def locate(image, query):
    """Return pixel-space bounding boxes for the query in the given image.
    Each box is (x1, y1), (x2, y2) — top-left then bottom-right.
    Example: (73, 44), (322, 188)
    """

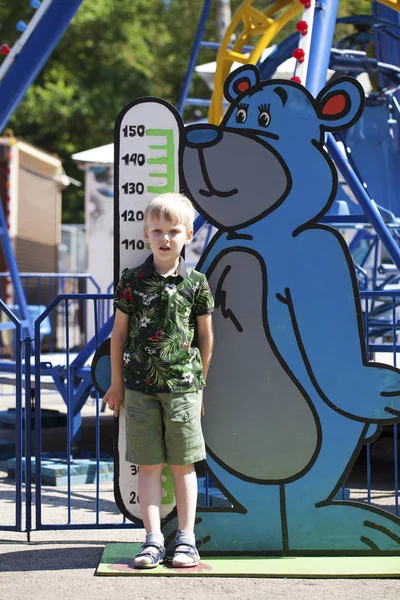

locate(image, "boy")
(104, 193), (214, 568)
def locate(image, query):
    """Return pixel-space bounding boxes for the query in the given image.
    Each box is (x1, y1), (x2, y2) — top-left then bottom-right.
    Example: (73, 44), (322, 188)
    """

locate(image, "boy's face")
(144, 215), (193, 263)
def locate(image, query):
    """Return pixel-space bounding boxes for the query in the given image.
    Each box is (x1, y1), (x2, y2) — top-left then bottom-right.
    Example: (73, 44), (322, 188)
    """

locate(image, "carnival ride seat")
(0, 304), (51, 357)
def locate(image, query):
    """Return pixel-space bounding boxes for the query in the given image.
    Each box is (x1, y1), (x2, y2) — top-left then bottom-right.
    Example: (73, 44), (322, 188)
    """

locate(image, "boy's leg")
(169, 463), (200, 567)
(133, 463), (166, 568)
(138, 463), (164, 534)
(169, 463), (197, 533)
(161, 390), (205, 566)
(124, 389), (166, 567)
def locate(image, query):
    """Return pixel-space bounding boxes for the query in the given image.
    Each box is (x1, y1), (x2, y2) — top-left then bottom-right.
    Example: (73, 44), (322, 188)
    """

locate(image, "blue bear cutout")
(163, 65), (400, 554)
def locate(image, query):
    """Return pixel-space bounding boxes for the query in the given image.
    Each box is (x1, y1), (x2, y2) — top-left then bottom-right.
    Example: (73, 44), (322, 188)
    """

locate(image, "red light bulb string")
(291, 0), (315, 85)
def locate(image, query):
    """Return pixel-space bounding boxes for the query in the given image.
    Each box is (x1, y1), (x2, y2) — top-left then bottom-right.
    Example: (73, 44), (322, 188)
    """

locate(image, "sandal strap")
(136, 541), (164, 557)
(173, 543), (199, 558)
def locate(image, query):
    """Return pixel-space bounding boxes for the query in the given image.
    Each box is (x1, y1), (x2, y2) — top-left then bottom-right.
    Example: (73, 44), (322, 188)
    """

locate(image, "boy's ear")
(224, 65), (260, 103)
(316, 76), (364, 132)
(185, 229), (194, 244)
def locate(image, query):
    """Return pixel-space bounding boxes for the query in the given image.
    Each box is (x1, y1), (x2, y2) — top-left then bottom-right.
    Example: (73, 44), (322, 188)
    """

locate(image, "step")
(0, 440), (16, 460)
(7, 455), (113, 486)
(0, 408), (67, 429)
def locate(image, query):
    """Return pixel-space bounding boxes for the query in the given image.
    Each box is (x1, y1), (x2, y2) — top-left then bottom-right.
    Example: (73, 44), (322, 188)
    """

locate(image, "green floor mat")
(96, 543), (400, 578)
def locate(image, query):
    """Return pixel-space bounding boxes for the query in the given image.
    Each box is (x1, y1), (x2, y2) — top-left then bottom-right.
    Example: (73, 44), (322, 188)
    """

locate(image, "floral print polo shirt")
(114, 255), (214, 393)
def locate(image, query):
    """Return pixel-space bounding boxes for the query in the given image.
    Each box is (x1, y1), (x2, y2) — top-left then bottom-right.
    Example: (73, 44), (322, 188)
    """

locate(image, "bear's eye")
(258, 104), (271, 128)
(235, 106), (248, 124)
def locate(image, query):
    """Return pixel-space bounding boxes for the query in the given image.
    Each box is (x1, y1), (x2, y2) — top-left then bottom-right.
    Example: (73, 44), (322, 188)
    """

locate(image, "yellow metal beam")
(209, 0), (302, 125)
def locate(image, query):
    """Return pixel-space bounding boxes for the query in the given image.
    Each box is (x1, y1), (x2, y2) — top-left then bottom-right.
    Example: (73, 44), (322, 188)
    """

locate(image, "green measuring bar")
(146, 129), (175, 194)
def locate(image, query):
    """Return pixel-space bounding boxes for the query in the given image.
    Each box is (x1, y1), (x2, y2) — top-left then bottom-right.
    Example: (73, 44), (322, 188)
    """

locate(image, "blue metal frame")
(0, 300), (22, 532)
(31, 293), (141, 530)
(303, 2), (400, 272)
(326, 134), (400, 272)
(24, 336), (33, 540)
(33, 294), (112, 440)
(0, 200), (32, 339)
(373, 1), (400, 92)
(0, 0), (85, 132)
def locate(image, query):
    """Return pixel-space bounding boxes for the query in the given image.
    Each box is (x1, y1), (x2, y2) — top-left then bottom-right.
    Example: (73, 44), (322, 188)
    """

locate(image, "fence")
(0, 273), (105, 356)
(0, 290), (399, 539)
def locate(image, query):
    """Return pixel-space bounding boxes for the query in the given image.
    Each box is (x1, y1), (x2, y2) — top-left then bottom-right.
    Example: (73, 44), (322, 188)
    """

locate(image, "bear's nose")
(186, 127), (221, 147)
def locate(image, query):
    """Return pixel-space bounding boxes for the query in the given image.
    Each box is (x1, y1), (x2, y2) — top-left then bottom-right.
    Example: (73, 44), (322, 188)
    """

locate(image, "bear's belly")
(202, 249), (319, 482)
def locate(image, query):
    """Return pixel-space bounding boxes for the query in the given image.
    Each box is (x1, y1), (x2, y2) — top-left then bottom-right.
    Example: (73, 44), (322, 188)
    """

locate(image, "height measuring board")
(114, 98), (183, 523)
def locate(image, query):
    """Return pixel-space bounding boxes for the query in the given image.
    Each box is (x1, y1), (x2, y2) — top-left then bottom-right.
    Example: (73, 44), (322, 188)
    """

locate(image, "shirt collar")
(142, 254), (188, 279)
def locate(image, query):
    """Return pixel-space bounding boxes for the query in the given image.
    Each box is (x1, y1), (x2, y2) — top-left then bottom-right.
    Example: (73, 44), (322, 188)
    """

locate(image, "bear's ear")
(224, 65), (261, 103)
(316, 76), (365, 132)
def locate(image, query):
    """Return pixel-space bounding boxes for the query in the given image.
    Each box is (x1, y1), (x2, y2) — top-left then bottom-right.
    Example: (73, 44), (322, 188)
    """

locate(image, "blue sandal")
(172, 542), (200, 568)
(133, 541), (166, 569)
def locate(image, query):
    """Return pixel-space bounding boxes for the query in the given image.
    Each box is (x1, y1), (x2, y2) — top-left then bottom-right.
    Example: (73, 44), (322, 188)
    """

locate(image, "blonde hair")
(144, 193), (195, 233)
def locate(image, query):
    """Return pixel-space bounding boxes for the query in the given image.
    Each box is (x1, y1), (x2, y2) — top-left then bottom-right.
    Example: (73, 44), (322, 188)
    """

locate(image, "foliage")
(0, 0), (209, 222)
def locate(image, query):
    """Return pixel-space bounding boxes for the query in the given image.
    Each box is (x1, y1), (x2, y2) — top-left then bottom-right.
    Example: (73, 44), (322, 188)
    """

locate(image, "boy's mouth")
(160, 246), (170, 252)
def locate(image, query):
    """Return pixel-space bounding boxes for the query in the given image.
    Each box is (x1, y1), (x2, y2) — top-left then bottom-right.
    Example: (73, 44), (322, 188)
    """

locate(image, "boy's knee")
(169, 463), (195, 475)
(139, 463), (163, 474)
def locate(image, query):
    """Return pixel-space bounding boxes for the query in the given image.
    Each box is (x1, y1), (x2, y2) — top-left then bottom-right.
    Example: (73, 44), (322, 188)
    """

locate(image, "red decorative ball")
(0, 44), (11, 55)
(299, 0), (311, 7)
(293, 48), (305, 63)
(296, 20), (308, 35)
(291, 76), (302, 83)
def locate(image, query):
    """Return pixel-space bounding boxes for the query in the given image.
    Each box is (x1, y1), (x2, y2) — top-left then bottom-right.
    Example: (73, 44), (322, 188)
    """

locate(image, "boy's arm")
(196, 313), (214, 415)
(104, 308), (129, 417)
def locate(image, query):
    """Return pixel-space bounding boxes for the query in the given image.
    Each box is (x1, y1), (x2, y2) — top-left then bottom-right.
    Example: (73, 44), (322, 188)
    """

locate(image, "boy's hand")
(104, 384), (124, 417)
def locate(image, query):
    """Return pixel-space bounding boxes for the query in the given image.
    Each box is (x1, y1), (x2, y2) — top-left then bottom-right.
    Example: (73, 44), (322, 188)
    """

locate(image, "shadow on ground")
(0, 545), (104, 571)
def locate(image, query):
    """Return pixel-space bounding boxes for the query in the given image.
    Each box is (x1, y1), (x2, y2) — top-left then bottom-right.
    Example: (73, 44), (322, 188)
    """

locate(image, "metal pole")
(306, 0), (340, 96)
(24, 338), (32, 542)
(0, 0), (85, 131)
(0, 200), (32, 338)
(177, 0), (214, 114)
(327, 134), (400, 271)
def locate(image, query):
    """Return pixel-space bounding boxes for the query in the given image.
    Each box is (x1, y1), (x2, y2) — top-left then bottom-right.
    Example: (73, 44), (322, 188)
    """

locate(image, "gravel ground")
(1, 467), (399, 600)
(1, 530), (400, 600)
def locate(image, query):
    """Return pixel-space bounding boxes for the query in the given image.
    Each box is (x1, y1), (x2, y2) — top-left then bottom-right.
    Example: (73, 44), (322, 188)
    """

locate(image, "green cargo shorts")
(124, 389), (206, 465)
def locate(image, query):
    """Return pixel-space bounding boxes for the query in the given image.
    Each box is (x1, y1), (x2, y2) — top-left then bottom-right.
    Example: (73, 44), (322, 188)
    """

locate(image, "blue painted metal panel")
(343, 101), (400, 217)
(373, 2), (400, 90)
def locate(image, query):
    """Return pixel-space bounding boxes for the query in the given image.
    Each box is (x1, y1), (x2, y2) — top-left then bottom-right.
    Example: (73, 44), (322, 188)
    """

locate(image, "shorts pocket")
(169, 405), (200, 449)
(125, 407), (149, 451)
